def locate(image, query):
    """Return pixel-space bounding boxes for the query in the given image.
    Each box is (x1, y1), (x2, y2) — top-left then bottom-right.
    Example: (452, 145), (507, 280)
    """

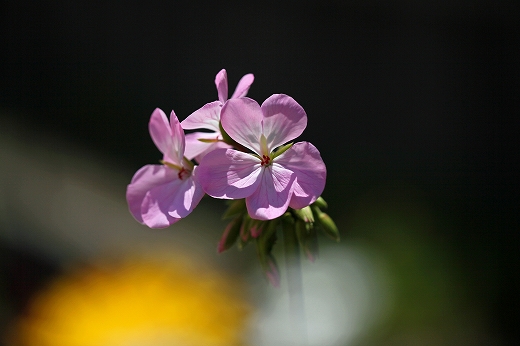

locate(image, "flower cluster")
(126, 69), (338, 285)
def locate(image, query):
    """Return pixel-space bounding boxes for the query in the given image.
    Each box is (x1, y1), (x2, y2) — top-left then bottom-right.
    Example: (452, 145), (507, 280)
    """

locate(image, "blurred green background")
(1, 1), (518, 345)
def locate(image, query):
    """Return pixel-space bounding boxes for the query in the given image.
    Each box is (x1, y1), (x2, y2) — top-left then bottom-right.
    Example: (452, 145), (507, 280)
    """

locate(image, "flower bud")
(238, 214), (253, 249)
(293, 205), (314, 223)
(218, 216), (242, 253)
(250, 219), (266, 238)
(312, 196), (328, 210)
(313, 208), (340, 242)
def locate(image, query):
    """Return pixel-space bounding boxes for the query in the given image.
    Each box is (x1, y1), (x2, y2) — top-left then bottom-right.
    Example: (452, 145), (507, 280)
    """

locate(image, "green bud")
(293, 205), (314, 223)
(256, 220), (279, 256)
(250, 219), (266, 238)
(260, 219), (279, 243)
(316, 211), (340, 242)
(237, 214), (253, 249)
(217, 217), (242, 253)
(312, 196), (328, 210)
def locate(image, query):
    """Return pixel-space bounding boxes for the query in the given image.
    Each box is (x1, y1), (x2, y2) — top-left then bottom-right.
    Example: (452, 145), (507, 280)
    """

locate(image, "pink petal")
(168, 110), (186, 162)
(148, 108), (184, 165)
(275, 142), (327, 209)
(246, 164), (295, 220)
(141, 172), (204, 228)
(261, 94), (308, 150)
(197, 148), (262, 199)
(184, 132), (212, 160)
(215, 69), (228, 104)
(181, 101), (222, 132)
(230, 73), (254, 99)
(220, 98), (264, 154)
(184, 131), (231, 162)
(126, 164), (178, 225)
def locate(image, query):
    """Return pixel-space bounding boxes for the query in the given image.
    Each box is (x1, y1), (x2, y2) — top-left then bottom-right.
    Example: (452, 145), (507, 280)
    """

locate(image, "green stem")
(283, 216), (308, 345)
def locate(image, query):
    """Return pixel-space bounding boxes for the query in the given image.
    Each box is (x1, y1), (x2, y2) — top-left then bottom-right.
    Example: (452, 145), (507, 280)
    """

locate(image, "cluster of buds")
(219, 196), (339, 286)
(126, 69), (339, 285)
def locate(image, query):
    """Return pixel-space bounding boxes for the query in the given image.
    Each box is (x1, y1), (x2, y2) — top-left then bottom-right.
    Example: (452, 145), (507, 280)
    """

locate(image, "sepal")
(312, 205), (340, 242)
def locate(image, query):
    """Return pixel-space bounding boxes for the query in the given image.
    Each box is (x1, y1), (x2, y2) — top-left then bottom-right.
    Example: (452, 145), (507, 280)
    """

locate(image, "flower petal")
(169, 111), (186, 162)
(184, 131), (231, 162)
(181, 101), (222, 132)
(198, 148), (262, 199)
(230, 73), (254, 99)
(215, 69), (228, 104)
(246, 163), (295, 220)
(141, 171), (204, 228)
(126, 164), (178, 225)
(173, 166), (206, 217)
(220, 98), (264, 154)
(148, 108), (184, 165)
(275, 142), (326, 209)
(261, 94), (308, 150)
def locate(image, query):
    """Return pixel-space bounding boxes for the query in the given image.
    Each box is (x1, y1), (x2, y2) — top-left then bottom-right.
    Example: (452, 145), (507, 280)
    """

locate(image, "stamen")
(177, 167), (190, 180)
(260, 155), (271, 166)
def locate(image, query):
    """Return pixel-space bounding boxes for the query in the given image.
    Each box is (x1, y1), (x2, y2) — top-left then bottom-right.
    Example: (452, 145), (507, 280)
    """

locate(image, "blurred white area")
(249, 244), (392, 346)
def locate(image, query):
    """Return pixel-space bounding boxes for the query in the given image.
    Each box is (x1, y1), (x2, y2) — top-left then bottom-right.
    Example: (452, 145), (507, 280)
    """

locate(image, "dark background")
(1, 0), (518, 344)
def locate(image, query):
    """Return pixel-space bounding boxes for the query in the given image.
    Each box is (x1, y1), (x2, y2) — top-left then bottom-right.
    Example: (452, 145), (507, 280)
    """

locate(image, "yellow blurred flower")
(8, 256), (251, 346)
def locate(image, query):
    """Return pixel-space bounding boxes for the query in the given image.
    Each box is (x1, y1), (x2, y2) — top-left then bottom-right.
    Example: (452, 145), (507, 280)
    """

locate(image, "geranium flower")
(126, 108), (205, 228)
(197, 94), (326, 220)
(181, 69), (254, 162)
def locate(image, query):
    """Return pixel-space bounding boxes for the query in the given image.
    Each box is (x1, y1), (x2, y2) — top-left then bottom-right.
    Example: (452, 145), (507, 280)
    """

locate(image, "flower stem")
(282, 216), (308, 345)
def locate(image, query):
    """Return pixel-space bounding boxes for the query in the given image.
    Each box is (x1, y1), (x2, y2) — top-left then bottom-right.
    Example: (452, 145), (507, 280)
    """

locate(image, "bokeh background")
(1, 1), (518, 345)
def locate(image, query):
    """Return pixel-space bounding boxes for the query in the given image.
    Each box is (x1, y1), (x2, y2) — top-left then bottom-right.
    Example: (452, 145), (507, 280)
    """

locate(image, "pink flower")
(126, 108), (205, 228)
(181, 69), (254, 162)
(197, 94), (326, 220)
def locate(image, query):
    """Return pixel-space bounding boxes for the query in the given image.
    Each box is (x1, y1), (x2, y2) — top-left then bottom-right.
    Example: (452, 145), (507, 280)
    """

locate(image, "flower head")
(181, 69), (254, 162)
(126, 108), (205, 228)
(197, 94), (326, 220)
